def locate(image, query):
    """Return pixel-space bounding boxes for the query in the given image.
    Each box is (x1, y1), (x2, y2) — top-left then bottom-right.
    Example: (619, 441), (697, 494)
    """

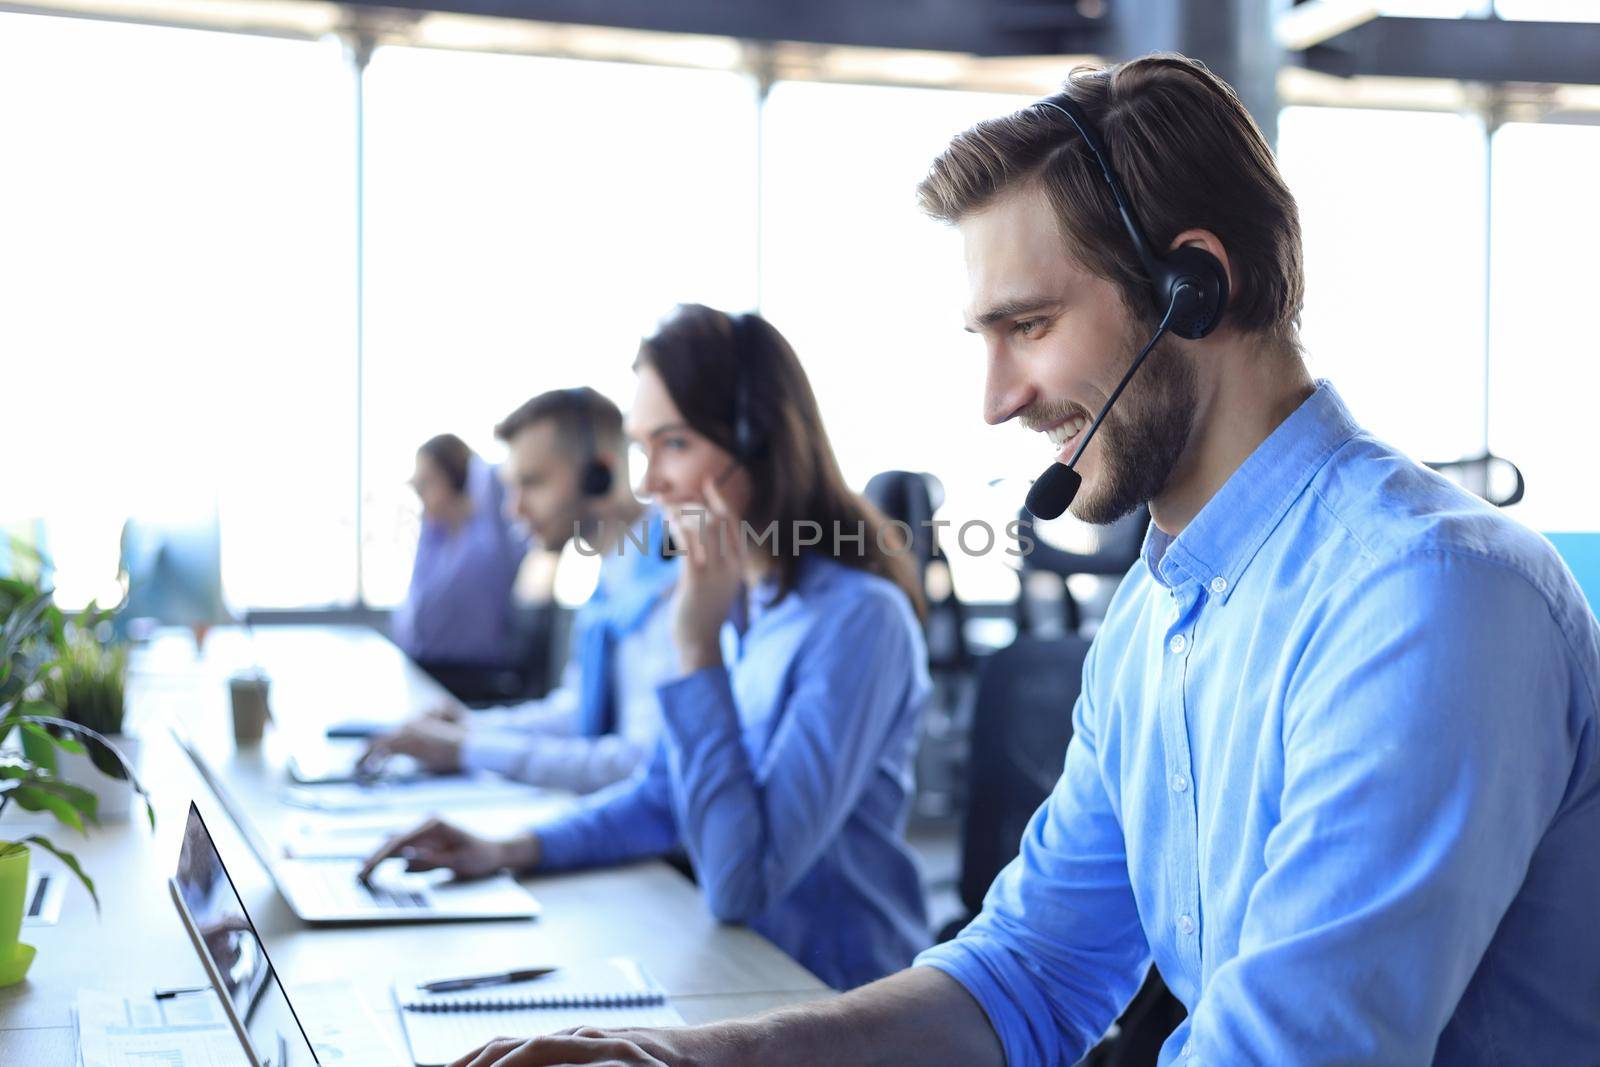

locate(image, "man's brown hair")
(495, 387), (623, 460)
(918, 53), (1303, 346)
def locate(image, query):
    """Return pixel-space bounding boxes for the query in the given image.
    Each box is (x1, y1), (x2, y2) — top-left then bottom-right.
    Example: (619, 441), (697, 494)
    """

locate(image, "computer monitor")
(169, 801), (320, 1066)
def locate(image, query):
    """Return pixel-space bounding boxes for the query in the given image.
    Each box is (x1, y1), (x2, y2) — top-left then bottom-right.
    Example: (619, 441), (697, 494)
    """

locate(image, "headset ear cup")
(1159, 246), (1229, 340)
(582, 460), (613, 497)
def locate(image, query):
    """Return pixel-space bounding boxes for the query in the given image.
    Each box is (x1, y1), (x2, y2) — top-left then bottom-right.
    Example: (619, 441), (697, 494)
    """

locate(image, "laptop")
(172, 726), (540, 924)
(170, 801), (397, 1066)
(286, 742), (433, 786)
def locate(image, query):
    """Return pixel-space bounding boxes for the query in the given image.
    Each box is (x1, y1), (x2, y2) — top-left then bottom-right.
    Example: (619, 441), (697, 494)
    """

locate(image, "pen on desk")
(419, 967), (558, 993)
(154, 985), (211, 1000)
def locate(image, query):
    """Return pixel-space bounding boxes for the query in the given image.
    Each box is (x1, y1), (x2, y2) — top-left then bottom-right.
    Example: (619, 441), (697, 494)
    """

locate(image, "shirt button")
(1178, 913), (1196, 936)
(1210, 575), (1227, 594)
(1169, 633), (1187, 654)
(1171, 773), (1189, 793)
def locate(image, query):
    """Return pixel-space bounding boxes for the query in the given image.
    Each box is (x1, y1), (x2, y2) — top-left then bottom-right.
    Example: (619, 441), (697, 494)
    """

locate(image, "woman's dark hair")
(636, 304), (925, 621)
(418, 433), (474, 495)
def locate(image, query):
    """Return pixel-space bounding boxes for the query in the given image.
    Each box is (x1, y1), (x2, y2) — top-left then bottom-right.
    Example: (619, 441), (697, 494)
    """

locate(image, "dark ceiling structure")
(335, 0), (1600, 147)
(345, 0), (1600, 86)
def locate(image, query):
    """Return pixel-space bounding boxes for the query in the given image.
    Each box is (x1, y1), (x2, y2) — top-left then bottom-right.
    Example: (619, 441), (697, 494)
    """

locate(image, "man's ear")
(1168, 228), (1233, 299)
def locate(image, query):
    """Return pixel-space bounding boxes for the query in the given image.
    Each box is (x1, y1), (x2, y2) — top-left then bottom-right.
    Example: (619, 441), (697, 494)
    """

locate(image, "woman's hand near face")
(669, 475), (745, 675)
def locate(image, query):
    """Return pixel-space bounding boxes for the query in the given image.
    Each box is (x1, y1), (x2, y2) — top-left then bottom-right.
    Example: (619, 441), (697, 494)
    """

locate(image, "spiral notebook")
(394, 958), (684, 1067)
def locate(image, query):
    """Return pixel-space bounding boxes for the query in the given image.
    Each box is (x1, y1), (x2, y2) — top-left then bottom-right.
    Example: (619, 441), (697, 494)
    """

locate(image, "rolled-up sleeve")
(916, 646), (1151, 1066)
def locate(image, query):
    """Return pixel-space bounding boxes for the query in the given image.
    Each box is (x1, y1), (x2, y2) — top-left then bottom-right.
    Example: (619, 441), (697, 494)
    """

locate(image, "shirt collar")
(1141, 380), (1359, 601)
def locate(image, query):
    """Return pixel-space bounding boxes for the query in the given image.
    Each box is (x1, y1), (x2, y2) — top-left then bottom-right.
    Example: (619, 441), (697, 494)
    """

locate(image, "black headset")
(728, 313), (760, 463)
(1036, 92), (1228, 340)
(564, 387), (615, 497)
(1023, 91), (1231, 520)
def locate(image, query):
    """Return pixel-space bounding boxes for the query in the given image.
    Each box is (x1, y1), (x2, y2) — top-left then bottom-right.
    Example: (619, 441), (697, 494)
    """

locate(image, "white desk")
(0, 626), (829, 1064)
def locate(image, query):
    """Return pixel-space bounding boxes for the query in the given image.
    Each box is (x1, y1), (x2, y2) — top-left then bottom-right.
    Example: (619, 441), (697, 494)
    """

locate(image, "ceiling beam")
(1299, 16), (1600, 87)
(340, 0), (1108, 57)
(1275, 0), (1380, 52)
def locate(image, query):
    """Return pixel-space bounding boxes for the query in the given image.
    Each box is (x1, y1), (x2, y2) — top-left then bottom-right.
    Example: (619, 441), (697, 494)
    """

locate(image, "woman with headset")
(363, 304), (932, 991)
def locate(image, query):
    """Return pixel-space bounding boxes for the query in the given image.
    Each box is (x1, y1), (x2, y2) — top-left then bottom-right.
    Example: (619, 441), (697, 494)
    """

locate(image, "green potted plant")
(44, 627), (136, 819)
(0, 552), (153, 987)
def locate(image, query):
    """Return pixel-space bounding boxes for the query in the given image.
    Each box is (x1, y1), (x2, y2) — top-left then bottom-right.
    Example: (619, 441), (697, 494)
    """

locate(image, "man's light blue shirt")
(918, 382), (1600, 1065)
(461, 511), (680, 794)
(533, 553), (932, 991)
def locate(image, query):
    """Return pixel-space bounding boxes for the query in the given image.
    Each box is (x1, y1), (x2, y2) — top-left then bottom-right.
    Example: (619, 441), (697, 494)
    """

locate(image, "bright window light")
(360, 46), (758, 605)
(1278, 106), (1488, 462)
(0, 12), (354, 610)
(1488, 122), (1600, 531)
(760, 81), (1035, 604)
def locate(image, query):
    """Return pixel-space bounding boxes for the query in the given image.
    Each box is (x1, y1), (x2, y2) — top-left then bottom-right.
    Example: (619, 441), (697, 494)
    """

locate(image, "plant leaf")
(10, 783), (87, 832)
(15, 715), (149, 799)
(18, 719), (85, 754)
(16, 836), (99, 915)
(26, 775), (100, 814)
(0, 593), (54, 664)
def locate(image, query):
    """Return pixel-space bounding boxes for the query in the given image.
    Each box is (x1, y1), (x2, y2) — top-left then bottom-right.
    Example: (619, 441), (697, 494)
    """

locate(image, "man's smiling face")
(961, 181), (1196, 525)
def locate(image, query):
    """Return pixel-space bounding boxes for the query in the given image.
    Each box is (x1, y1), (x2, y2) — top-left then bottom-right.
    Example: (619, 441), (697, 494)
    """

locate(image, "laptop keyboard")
(299, 864), (432, 911)
(361, 883), (428, 909)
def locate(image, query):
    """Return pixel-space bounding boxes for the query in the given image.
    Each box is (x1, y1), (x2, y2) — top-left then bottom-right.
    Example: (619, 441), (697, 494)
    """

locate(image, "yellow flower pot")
(0, 844), (37, 987)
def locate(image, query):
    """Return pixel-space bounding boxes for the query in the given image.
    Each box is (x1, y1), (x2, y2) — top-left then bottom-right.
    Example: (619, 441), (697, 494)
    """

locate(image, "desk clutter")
(0, 627), (827, 1066)
(74, 981), (396, 1067)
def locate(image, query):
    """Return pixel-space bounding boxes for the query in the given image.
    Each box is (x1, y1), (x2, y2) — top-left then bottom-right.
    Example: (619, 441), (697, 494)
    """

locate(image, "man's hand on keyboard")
(359, 715), (467, 774)
(359, 818), (540, 883)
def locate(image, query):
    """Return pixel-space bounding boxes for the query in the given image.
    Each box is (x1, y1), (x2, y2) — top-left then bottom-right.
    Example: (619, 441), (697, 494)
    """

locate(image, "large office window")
(1488, 121), (1600, 532)
(760, 82), (1033, 603)
(1277, 106), (1488, 463)
(0, 13), (354, 610)
(10, 11), (1597, 613)
(360, 48), (758, 605)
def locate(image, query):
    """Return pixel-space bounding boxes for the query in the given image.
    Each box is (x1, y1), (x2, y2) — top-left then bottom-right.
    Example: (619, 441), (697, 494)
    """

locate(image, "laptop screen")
(175, 802), (319, 1066)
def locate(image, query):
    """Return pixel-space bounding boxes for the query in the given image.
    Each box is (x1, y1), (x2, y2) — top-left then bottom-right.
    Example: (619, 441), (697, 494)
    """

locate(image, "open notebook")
(394, 957), (684, 1067)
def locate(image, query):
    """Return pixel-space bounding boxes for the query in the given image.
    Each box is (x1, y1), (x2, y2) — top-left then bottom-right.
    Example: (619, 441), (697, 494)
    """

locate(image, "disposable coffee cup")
(228, 670), (271, 743)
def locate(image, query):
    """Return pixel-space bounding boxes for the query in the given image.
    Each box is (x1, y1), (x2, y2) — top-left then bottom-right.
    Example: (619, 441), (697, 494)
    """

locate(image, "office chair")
(1424, 451), (1525, 508)
(1014, 505), (1149, 636)
(864, 471), (973, 819)
(946, 633), (1085, 930)
(863, 470), (970, 673)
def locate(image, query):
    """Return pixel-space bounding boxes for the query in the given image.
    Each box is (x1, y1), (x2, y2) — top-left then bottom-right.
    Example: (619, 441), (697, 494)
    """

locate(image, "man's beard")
(1071, 322), (1196, 526)
(1075, 323), (1203, 527)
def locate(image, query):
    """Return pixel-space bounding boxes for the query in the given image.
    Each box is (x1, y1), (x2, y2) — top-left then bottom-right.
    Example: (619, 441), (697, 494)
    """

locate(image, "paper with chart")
(76, 982), (400, 1067)
(75, 988), (248, 1067)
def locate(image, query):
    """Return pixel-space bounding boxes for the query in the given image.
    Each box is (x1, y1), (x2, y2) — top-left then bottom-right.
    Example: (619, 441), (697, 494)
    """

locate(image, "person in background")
(368, 389), (679, 795)
(391, 433), (529, 695)
(363, 306), (933, 991)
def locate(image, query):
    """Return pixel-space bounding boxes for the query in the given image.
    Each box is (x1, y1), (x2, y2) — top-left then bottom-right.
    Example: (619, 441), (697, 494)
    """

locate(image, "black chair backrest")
(864, 470), (968, 671)
(1016, 504), (1149, 582)
(958, 634), (1087, 915)
(1015, 506), (1148, 634)
(863, 470), (943, 575)
(1425, 451), (1525, 508)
